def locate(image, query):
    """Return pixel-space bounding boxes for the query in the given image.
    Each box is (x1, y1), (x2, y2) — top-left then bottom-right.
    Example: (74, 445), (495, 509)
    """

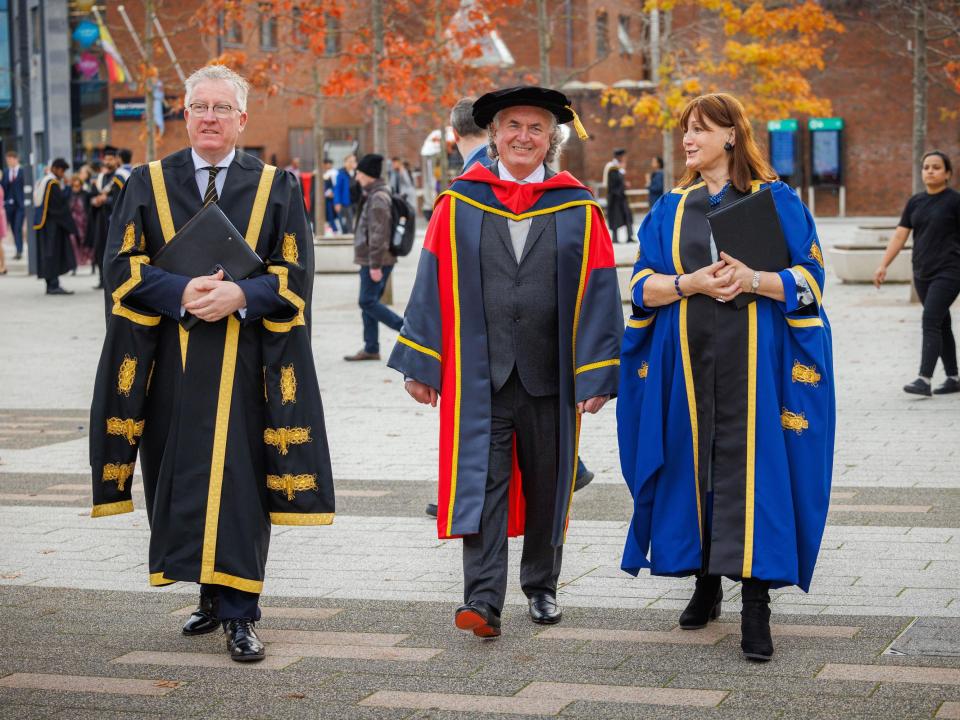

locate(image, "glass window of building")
(618, 15), (634, 55)
(260, 6), (278, 49)
(324, 12), (340, 56)
(596, 11), (609, 58)
(222, 11), (243, 47)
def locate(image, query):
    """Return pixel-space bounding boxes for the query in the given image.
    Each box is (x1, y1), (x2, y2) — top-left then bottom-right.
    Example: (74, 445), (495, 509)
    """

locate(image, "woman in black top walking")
(875, 150), (960, 396)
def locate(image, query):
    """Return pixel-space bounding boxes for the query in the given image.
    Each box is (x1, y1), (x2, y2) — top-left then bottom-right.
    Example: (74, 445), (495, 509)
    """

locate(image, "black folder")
(151, 202), (265, 329)
(706, 186), (791, 309)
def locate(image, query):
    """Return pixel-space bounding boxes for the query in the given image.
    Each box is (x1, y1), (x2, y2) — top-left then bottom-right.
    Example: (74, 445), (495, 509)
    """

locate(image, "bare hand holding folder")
(151, 203), (265, 329)
(706, 187), (791, 309)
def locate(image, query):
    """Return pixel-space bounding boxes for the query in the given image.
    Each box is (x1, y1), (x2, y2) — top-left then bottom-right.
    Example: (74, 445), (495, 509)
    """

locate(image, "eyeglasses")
(187, 102), (239, 118)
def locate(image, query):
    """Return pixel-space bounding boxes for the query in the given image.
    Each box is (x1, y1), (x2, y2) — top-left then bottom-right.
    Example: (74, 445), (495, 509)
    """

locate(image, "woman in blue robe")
(618, 94), (835, 662)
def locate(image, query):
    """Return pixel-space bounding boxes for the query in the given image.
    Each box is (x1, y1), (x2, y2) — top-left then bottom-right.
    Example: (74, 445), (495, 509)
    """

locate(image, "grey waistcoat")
(479, 211), (559, 397)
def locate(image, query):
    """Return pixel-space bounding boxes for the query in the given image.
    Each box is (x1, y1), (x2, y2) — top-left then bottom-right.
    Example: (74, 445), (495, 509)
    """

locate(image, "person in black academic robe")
(89, 66), (334, 663)
(33, 158), (77, 295)
(90, 146), (126, 290)
(606, 149), (633, 243)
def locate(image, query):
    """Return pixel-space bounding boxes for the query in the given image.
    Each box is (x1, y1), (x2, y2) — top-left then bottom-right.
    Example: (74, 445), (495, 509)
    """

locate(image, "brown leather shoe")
(343, 349), (381, 361)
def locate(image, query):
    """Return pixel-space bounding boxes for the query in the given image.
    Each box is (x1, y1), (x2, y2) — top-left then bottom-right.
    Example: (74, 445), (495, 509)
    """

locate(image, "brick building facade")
(100, 1), (959, 217)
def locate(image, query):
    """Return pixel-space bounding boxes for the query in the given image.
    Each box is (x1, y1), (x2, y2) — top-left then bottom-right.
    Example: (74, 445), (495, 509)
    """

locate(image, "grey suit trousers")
(462, 370), (563, 614)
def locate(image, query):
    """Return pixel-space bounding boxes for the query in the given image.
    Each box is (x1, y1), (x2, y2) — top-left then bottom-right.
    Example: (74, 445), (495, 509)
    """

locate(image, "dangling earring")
(723, 141), (734, 152)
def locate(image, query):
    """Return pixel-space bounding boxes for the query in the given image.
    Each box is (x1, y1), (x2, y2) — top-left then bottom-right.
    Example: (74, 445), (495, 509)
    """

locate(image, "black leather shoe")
(527, 593), (562, 624)
(934, 378), (960, 395)
(455, 602), (501, 638)
(425, 503), (438, 518)
(182, 594), (219, 636)
(740, 579), (774, 662)
(679, 575), (722, 629)
(225, 619), (266, 662)
(903, 379), (932, 397)
(45, 287), (73, 295)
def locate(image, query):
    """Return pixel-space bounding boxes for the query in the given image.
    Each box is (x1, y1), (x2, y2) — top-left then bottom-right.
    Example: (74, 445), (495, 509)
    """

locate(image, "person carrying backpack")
(344, 153), (405, 362)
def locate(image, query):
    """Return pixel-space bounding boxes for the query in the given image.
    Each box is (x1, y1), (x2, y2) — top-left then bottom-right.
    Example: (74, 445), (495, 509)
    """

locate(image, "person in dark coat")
(65, 174), (94, 269)
(2, 150), (26, 259)
(606, 148), (634, 243)
(33, 159), (78, 294)
(646, 155), (665, 209)
(90, 146), (127, 289)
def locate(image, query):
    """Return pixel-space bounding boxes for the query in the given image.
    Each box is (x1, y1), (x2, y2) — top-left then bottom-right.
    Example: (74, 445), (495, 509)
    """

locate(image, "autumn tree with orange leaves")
(323, 0), (520, 181)
(603, 0), (844, 188)
(197, 0), (519, 226)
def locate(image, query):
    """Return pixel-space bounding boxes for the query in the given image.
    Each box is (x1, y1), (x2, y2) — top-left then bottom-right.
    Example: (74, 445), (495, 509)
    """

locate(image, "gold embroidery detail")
(792, 360), (821, 386)
(280, 364), (297, 404)
(117, 355), (137, 397)
(103, 462), (135, 491)
(809, 242), (823, 267)
(282, 232), (299, 264)
(638, 361), (649, 379)
(106, 417), (145, 445)
(266, 473), (318, 501)
(138, 232), (146, 252)
(263, 366), (268, 403)
(263, 426), (312, 455)
(120, 222), (137, 253)
(781, 408), (809, 434)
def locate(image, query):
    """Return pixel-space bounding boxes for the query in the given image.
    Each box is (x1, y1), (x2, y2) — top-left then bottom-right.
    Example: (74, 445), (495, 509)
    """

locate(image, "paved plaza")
(1, 219), (960, 719)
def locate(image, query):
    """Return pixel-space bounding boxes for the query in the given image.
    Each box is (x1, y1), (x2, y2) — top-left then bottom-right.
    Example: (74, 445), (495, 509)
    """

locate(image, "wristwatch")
(751, 271), (761, 292)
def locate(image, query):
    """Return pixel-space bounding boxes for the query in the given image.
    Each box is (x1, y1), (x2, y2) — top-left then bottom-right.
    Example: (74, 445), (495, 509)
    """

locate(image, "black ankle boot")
(678, 575), (722, 629)
(740, 578), (774, 661)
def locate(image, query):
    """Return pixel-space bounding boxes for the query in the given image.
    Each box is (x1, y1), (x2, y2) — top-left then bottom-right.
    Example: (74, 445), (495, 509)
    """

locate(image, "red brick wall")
(104, 2), (960, 216)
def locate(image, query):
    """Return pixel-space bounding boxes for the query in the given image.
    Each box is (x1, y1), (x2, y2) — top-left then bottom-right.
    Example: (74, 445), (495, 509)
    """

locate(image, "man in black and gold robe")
(90, 146), (126, 291)
(33, 158), (77, 295)
(90, 66), (334, 663)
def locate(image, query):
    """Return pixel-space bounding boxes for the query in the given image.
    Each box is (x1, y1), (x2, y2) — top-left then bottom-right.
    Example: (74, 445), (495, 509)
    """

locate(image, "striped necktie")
(203, 166), (220, 205)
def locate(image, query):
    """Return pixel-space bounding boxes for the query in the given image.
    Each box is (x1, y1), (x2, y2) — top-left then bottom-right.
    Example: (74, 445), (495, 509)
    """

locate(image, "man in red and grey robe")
(389, 86), (623, 638)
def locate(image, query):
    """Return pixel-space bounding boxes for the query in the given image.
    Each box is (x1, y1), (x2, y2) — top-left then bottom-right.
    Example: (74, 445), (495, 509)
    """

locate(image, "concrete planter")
(314, 235), (356, 274)
(826, 244), (912, 283)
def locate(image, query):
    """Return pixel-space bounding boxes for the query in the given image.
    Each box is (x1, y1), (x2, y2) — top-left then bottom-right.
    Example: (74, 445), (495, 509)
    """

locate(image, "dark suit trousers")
(5, 205), (24, 254)
(200, 583), (260, 622)
(462, 370), (563, 613)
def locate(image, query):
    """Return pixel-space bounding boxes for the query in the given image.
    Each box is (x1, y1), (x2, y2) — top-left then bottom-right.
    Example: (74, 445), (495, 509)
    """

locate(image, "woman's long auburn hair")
(677, 93), (777, 193)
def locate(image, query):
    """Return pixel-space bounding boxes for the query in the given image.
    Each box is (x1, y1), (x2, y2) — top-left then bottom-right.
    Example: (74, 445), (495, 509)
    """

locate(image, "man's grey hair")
(450, 97), (484, 138)
(184, 65), (250, 112)
(486, 107), (565, 165)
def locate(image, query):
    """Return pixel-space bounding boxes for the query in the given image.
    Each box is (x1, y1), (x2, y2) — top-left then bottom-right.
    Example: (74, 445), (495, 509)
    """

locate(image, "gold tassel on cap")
(566, 106), (589, 140)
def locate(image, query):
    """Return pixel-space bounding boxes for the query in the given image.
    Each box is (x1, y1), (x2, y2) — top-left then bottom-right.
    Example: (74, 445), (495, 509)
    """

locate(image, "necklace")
(708, 181), (731, 207)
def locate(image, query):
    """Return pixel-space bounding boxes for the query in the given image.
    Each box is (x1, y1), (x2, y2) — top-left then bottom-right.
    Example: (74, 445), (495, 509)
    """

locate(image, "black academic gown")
(606, 166), (633, 234)
(89, 148), (334, 595)
(91, 171), (124, 273)
(34, 177), (78, 284)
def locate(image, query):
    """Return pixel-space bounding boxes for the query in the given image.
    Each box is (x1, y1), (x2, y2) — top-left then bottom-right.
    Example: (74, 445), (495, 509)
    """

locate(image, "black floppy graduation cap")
(102, 145), (119, 156)
(472, 86), (589, 140)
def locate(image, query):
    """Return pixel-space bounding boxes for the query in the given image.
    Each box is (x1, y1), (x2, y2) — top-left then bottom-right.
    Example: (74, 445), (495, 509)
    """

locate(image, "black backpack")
(386, 192), (416, 257)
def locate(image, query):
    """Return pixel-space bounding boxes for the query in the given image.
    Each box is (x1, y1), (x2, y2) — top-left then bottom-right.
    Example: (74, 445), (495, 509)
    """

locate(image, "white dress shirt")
(191, 148), (235, 202)
(496, 161), (545, 263)
(184, 148), (244, 317)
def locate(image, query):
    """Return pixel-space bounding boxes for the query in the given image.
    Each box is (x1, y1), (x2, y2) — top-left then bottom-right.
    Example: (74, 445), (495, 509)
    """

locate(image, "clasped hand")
(686, 253), (754, 302)
(181, 269), (247, 323)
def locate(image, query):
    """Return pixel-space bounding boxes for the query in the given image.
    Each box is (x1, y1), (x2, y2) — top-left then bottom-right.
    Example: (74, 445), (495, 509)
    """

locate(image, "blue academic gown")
(617, 180), (835, 591)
